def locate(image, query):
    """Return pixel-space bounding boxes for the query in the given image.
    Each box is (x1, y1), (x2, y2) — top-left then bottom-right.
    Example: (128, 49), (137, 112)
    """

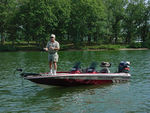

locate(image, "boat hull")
(24, 73), (131, 87)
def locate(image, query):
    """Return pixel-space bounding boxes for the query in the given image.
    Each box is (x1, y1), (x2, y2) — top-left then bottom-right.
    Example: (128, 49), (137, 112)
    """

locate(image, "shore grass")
(0, 41), (41, 51)
(0, 41), (147, 51)
(82, 44), (128, 50)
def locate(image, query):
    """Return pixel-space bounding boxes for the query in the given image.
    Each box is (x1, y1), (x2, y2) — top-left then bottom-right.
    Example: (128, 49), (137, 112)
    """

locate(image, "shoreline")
(1, 42), (149, 52)
(119, 48), (149, 50)
(63, 48), (149, 51)
(0, 48), (149, 52)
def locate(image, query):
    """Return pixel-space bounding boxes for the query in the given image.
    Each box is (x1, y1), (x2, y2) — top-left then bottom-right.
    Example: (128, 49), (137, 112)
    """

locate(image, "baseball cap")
(50, 34), (55, 38)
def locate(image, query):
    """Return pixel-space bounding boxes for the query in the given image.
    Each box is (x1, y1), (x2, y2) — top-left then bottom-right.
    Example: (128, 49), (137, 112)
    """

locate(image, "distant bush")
(0, 42), (41, 51)
(129, 42), (142, 48)
(82, 44), (127, 50)
(142, 40), (150, 48)
(0, 45), (17, 51)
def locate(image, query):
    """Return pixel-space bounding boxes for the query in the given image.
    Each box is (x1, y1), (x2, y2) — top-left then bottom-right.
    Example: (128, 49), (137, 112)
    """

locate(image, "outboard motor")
(86, 62), (98, 73)
(70, 62), (81, 73)
(100, 62), (111, 73)
(118, 61), (130, 73)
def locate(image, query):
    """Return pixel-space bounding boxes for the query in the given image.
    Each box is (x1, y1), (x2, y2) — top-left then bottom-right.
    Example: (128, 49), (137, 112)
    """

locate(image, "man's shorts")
(48, 54), (59, 62)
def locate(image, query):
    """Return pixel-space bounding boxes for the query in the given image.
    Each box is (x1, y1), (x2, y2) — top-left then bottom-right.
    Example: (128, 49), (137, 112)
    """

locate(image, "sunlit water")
(0, 50), (150, 113)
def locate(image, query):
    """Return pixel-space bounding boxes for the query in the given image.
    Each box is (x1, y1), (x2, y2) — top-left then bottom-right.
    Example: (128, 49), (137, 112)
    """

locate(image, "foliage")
(104, 0), (127, 44)
(123, 0), (150, 44)
(129, 42), (142, 48)
(69, 0), (107, 44)
(142, 40), (150, 48)
(0, 0), (17, 45)
(0, 0), (150, 49)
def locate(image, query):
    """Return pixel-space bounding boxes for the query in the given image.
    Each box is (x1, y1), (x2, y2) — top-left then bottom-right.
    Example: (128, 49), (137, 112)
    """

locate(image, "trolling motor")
(100, 62), (111, 73)
(70, 62), (82, 73)
(118, 61), (130, 73)
(15, 68), (40, 77)
(86, 62), (98, 73)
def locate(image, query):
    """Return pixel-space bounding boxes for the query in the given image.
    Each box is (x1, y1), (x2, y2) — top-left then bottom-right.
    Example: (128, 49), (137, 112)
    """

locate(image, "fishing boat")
(17, 61), (131, 88)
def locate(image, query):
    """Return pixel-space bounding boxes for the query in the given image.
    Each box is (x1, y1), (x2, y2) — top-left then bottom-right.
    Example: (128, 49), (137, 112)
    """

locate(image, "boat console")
(70, 62), (82, 73)
(100, 62), (111, 73)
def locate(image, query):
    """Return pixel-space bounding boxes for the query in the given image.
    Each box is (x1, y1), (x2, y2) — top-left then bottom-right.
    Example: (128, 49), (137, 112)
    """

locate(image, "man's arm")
(53, 42), (60, 51)
(44, 46), (59, 51)
(43, 48), (48, 51)
(43, 42), (49, 51)
(53, 47), (60, 50)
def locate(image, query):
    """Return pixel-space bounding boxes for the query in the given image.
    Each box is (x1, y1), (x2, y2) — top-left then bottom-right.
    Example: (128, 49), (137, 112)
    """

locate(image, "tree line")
(0, 0), (150, 48)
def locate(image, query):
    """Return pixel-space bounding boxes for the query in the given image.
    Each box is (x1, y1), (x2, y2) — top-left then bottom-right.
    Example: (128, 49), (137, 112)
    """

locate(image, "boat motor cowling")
(100, 62), (111, 73)
(118, 61), (130, 73)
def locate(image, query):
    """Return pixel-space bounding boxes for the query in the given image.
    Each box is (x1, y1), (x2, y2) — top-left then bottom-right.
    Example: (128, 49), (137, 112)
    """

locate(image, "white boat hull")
(24, 72), (131, 87)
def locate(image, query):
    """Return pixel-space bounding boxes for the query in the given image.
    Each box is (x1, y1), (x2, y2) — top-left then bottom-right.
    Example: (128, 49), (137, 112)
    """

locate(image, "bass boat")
(18, 61), (131, 88)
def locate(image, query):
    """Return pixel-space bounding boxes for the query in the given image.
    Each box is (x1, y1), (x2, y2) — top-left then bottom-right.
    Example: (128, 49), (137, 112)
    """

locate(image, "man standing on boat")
(44, 34), (60, 75)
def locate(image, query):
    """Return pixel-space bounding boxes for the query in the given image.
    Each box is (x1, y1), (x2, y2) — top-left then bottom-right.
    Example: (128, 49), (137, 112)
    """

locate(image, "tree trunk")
(88, 35), (91, 44)
(12, 40), (15, 46)
(1, 33), (5, 45)
(126, 31), (131, 44)
(67, 33), (70, 41)
(80, 35), (83, 42)
(27, 40), (30, 46)
(109, 36), (113, 44)
(113, 17), (120, 44)
(93, 33), (97, 42)
(141, 20), (148, 42)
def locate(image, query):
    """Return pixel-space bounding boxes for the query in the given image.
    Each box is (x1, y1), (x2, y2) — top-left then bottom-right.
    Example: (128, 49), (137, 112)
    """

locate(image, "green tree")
(104, 0), (127, 44)
(0, 0), (17, 45)
(69, 0), (107, 44)
(123, 0), (149, 44)
(48, 0), (71, 41)
(140, 0), (150, 48)
(15, 0), (71, 47)
(138, 0), (150, 42)
(17, 0), (57, 47)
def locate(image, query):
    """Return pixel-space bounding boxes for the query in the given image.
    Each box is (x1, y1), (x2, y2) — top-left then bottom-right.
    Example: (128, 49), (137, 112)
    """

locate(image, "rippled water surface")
(0, 50), (150, 113)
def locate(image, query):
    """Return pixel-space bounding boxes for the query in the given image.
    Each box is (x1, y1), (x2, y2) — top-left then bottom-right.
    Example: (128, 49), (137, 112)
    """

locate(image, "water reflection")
(17, 82), (131, 112)
(18, 84), (114, 112)
(23, 84), (112, 100)
(0, 50), (150, 112)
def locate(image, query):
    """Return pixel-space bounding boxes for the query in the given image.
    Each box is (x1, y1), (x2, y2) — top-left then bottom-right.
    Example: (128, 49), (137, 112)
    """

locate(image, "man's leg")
(54, 62), (57, 70)
(49, 61), (53, 74)
(53, 62), (57, 75)
(53, 54), (58, 75)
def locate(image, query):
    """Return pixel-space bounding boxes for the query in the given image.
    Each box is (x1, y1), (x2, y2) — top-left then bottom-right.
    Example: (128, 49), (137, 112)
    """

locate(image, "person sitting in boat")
(44, 34), (60, 75)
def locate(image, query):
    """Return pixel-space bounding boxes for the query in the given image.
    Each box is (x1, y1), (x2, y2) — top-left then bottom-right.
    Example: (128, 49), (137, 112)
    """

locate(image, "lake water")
(0, 50), (150, 113)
